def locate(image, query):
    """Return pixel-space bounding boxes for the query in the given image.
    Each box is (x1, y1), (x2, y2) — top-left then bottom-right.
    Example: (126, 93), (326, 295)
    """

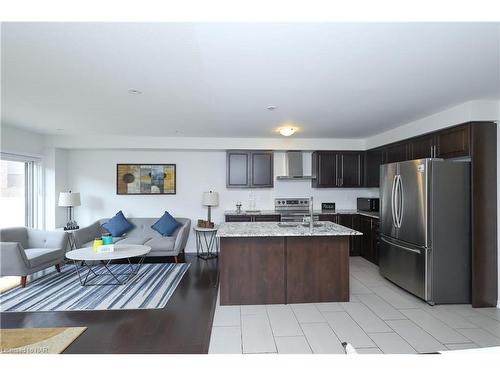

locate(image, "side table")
(56, 228), (78, 250)
(194, 226), (218, 260)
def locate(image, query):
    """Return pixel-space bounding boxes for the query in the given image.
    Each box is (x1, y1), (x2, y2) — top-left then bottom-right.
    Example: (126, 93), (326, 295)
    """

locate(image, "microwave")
(357, 198), (379, 212)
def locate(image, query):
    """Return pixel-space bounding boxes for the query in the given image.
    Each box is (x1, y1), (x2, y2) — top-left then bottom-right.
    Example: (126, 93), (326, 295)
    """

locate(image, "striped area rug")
(0, 263), (189, 312)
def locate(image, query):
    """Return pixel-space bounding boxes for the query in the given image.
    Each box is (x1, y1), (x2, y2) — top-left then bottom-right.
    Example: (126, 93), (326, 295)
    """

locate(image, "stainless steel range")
(274, 198), (318, 222)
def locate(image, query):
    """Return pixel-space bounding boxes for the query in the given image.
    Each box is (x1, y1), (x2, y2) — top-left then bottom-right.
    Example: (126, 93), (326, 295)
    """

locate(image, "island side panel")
(286, 236), (350, 303)
(220, 237), (286, 305)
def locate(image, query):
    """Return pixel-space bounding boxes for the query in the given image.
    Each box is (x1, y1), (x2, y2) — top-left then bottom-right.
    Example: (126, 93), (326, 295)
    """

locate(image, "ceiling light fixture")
(267, 106), (278, 111)
(279, 127), (296, 137)
(128, 89), (142, 95)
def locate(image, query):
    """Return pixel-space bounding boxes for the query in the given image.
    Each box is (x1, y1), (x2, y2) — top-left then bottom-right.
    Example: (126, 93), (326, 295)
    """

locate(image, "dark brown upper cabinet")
(312, 151), (337, 187)
(435, 124), (471, 158)
(409, 134), (436, 159)
(364, 148), (385, 187)
(250, 152), (274, 187)
(226, 150), (273, 188)
(384, 142), (409, 163)
(312, 151), (363, 188)
(339, 152), (364, 187)
(227, 151), (249, 187)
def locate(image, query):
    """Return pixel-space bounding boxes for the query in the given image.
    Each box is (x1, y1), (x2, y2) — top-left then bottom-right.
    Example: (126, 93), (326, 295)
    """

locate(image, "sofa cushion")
(101, 211), (134, 237)
(151, 212), (180, 236)
(115, 236), (153, 246)
(24, 248), (65, 268)
(145, 237), (176, 252)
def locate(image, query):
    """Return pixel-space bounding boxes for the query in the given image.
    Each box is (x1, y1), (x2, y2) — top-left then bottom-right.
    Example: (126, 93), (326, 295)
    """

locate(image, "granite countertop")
(224, 209), (380, 219)
(216, 221), (362, 238)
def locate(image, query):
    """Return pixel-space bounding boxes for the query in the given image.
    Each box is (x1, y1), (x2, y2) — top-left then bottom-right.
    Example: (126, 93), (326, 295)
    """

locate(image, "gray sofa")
(0, 227), (69, 287)
(72, 217), (191, 262)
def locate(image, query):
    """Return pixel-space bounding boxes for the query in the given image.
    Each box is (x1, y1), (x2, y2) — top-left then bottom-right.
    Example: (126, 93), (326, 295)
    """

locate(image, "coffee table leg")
(101, 261), (124, 284)
(73, 260), (99, 286)
(72, 257), (147, 286)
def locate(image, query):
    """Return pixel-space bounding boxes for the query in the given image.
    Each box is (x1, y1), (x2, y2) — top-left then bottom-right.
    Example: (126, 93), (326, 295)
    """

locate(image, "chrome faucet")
(309, 196), (314, 231)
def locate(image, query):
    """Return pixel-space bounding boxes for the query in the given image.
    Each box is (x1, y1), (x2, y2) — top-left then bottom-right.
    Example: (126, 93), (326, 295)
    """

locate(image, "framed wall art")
(116, 164), (176, 195)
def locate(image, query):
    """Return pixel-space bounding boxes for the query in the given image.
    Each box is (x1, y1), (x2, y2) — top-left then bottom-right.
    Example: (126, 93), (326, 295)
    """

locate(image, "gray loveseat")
(0, 227), (69, 287)
(72, 217), (191, 262)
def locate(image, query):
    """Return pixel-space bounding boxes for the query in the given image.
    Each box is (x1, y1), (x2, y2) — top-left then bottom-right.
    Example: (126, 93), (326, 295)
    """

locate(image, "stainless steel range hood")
(276, 151), (315, 180)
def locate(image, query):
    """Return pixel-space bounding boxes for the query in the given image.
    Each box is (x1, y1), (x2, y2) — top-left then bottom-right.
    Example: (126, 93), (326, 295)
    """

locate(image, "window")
(0, 153), (42, 229)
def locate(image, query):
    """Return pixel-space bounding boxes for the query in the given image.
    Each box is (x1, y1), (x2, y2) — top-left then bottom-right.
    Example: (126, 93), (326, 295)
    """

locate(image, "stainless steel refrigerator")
(379, 158), (471, 305)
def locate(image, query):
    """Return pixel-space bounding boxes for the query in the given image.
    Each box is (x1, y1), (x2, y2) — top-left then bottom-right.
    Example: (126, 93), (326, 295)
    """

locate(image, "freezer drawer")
(379, 235), (429, 301)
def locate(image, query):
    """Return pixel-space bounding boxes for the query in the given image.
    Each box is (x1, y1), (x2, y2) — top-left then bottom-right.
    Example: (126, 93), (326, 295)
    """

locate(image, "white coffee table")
(66, 244), (151, 286)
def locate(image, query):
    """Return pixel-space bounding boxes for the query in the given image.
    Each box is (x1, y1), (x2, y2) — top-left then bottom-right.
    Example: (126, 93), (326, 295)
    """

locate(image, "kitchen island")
(217, 221), (361, 305)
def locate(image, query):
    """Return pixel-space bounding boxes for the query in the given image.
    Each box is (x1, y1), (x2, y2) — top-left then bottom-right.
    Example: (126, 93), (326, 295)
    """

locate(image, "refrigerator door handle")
(380, 236), (421, 255)
(394, 174), (401, 227)
(398, 174), (404, 228)
(391, 174), (398, 228)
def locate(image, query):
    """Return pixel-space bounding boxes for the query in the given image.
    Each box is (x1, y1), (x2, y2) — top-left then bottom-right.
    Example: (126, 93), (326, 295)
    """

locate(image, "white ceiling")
(1, 22), (499, 138)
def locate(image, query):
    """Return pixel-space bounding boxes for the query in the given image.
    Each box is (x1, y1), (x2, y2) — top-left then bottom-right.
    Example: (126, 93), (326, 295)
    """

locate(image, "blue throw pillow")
(151, 211), (180, 236)
(102, 211), (134, 237)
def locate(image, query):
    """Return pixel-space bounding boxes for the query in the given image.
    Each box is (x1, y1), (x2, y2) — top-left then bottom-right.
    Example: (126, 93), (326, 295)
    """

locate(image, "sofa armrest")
(0, 242), (29, 276)
(72, 221), (103, 249)
(173, 219), (191, 253)
(27, 229), (69, 251)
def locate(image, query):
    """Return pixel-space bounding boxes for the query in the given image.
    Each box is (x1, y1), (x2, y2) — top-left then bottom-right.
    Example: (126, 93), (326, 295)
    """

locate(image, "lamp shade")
(202, 191), (219, 206)
(58, 192), (81, 207)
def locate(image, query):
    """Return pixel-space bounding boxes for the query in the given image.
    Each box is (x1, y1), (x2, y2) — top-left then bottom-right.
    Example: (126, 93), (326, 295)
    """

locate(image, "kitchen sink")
(277, 222), (324, 228)
(301, 223), (324, 228)
(277, 222), (299, 228)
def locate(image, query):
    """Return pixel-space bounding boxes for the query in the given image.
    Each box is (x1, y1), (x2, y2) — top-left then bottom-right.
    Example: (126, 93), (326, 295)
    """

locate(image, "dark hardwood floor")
(0, 254), (219, 354)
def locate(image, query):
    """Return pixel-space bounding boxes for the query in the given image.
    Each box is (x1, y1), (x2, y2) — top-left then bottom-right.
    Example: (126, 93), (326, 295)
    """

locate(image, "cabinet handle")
(341, 155), (344, 186)
(358, 155), (361, 186)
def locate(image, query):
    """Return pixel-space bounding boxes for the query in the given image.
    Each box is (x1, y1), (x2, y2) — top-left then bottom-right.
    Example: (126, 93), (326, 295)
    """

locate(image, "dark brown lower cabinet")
(358, 216), (379, 265)
(319, 213), (361, 257)
(350, 215), (362, 256)
(219, 236), (350, 305)
(225, 215), (252, 222)
(286, 237), (350, 303)
(253, 215), (281, 222)
(318, 214), (338, 223)
(225, 214), (280, 222)
(320, 213), (379, 264)
(220, 237), (286, 305)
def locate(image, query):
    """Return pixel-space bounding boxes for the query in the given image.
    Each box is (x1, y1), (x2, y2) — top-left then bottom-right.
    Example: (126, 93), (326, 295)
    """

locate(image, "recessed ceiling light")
(267, 106), (278, 111)
(279, 127), (296, 137)
(128, 89), (142, 95)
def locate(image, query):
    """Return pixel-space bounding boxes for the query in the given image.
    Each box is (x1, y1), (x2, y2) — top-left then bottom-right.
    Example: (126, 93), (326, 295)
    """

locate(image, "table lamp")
(58, 191), (81, 230)
(202, 191), (219, 224)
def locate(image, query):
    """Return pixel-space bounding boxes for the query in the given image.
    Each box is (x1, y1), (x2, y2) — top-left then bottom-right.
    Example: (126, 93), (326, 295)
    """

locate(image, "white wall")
(66, 149), (378, 252)
(44, 148), (69, 229)
(0, 124), (45, 157)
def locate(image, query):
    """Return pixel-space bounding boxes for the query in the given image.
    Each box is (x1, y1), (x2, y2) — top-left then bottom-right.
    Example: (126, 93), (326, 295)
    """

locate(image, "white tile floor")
(209, 256), (500, 354)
